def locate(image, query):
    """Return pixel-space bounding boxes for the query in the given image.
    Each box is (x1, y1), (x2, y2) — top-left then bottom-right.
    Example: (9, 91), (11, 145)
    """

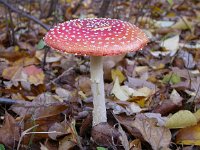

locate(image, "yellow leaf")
(194, 109), (200, 122)
(111, 69), (125, 83)
(165, 110), (197, 129)
(129, 97), (146, 107)
(14, 45), (20, 52)
(13, 57), (39, 66)
(176, 122), (200, 145)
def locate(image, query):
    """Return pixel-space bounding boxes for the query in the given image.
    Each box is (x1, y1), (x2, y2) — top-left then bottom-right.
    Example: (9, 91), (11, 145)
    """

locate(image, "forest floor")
(0, 0), (200, 150)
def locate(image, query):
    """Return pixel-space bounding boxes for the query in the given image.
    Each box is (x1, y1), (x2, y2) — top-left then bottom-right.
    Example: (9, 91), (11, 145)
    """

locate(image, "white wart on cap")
(44, 18), (148, 56)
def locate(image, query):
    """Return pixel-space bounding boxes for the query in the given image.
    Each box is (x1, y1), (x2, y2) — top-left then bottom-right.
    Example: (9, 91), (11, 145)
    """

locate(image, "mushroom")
(44, 18), (148, 126)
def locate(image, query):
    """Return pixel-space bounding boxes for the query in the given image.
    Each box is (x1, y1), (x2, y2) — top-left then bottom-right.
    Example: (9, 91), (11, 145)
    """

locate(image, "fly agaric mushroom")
(44, 18), (148, 126)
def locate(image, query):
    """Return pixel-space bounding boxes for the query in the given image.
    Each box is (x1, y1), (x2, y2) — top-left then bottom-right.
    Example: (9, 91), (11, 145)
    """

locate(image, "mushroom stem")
(90, 56), (107, 126)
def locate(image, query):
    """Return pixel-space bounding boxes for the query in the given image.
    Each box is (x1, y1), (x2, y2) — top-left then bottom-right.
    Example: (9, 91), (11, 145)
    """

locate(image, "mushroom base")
(90, 56), (107, 126)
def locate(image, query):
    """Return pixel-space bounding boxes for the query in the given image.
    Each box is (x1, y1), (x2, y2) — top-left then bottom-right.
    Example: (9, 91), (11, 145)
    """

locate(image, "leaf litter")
(0, 0), (200, 149)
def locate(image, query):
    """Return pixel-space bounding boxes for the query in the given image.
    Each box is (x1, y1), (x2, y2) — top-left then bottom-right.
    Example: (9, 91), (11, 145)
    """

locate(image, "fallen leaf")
(132, 114), (171, 150)
(152, 99), (182, 116)
(58, 136), (76, 150)
(172, 17), (193, 31)
(178, 50), (196, 69)
(17, 41), (35, 51)
(75, 76), (91, 96)
(162, 73), (181, 84)
(194, 109), (200, 122)
(11, 92), (67, 119)
(23, 65), (45, 85)
(150, 35), (179, 57)
(36, 50), (62, 63)
(144, 113), (167, 126)
(118, 124), (129, 150)
(165, 110), (197, 129)
(161, 34), (179, 56)
(111, 77), (129, 101)
(48, 122), (71, 140)
(111, 69), (125, 83)
(127, 76), (157, 90)
(170, 89), (183, 104)
(103, 54), (125, 80)
(0, 113), (20, 148)
(55, 87), (70, 101)
(91, 122), (121, 147)
(126, 102), (142, 113)
(13, 57), (39, 66)
(129, 139), (142, 150)
(2, 66), (22, 80)
(176, 122), (200, 145)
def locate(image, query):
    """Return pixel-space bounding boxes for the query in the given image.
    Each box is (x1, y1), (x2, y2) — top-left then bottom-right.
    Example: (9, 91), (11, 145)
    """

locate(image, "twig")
(0, 0), (50, 30)
(7, 8), (15, 45)
(17, 124), (39, 150)
(42, 47), (49, 70)
(46, 65), (75, 86)
(0, 97), (17, 105)
(47, 0), (58, 17)
(0, 97), (67, 107)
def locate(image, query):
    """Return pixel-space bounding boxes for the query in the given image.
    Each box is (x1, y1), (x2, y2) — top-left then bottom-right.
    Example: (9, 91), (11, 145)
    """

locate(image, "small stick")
(0, 97), (67, 107)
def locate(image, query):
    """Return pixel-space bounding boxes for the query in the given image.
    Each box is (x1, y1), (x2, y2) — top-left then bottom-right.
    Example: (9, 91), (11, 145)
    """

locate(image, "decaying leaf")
(176, 122), (200, 145)
(91, 123), (121, 147)
(2, 65), (45, 86)
(11, 92), (67, 119)
(23, 65), (45, 85)
(165, 110), (197, 129)
(48, 122), (71, 140)
(0, 113), (20, 148)
(55, 87), (71, 101)
(131, 114), (171, 150)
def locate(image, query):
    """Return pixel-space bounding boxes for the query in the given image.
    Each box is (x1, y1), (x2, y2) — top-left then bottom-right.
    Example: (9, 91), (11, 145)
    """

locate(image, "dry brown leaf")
(0, 112), (20, 148)
(48, 122), (71, 140)
(91, 122), (121, 147)
(131, 114), (171, 150)
(11, 93), (67, 119)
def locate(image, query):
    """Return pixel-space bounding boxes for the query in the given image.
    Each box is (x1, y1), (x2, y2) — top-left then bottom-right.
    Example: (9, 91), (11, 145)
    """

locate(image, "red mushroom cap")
(44, 18), (148, 56)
